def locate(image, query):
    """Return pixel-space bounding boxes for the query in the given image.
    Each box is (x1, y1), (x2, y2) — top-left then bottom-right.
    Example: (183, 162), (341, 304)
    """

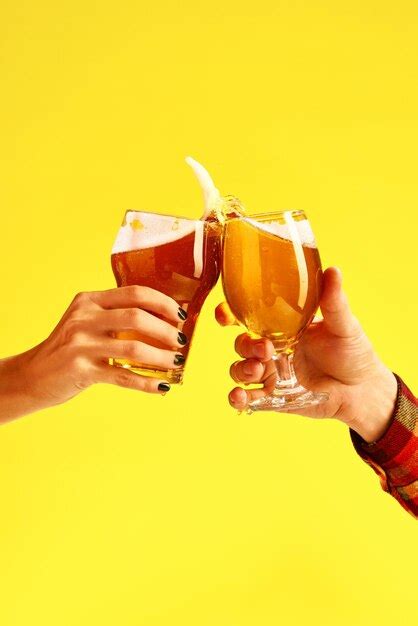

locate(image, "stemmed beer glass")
(222, 210), (329, 412)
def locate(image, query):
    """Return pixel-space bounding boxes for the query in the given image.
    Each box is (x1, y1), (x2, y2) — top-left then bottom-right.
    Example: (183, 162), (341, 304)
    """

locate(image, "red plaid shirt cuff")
(350, 374), (418, 518)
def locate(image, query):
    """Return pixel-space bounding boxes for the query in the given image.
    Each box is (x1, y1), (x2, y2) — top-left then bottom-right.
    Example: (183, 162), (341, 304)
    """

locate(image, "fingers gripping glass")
(111, 210), (221, 383)
(222, 210), (329, 412)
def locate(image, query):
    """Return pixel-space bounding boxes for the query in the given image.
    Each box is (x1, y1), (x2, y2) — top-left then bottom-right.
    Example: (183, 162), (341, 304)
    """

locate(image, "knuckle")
(71, 291), (89, 309)
(71, 330), (88, 346)
(113, 369), (158, 392)
(66, 324), (88, 346)
(129, 285), (147, 300)
(63, 315), (89, 344)
(114, 369), (132, 387)
(123, 307), (142, 327)
(114, 369), (138, 389)
(123, 341), (144, 361)
(71, 355), (91, 374)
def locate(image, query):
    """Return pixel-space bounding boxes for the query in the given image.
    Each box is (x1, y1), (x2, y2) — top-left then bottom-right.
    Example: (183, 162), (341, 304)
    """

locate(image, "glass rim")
(122, 208), (308, 223)
(240, 209), (306, 220)
(123, 208), (205, 223)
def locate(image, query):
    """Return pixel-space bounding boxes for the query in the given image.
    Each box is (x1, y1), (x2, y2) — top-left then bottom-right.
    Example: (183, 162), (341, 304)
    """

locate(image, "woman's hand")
(0, 286), (187, 423)
(216, 267), (398, 443)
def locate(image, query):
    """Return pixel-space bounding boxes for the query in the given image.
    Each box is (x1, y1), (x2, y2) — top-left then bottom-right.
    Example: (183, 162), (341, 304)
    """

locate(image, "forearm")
(0, 349), (44, 424)
(349, 366), (398, 443)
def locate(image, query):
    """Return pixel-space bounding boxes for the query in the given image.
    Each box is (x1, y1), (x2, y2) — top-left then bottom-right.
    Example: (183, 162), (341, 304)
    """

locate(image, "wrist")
(349, 366), (398, 443)
(0, 349), (45, 424)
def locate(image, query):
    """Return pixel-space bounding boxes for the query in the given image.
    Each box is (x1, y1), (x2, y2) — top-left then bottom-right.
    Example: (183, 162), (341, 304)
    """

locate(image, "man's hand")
(216, 267), (398, 443)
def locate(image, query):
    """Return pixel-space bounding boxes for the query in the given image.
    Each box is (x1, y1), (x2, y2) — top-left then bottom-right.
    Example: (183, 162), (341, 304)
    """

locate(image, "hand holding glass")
(111, 210), (221, 383)
(222, 210), (329, 412)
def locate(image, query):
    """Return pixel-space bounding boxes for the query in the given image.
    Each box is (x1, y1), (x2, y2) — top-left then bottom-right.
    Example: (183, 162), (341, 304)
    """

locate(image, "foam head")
(111, 211), (205, 278)
(244, 213), (317, 248)
(111, 211), (202, 254)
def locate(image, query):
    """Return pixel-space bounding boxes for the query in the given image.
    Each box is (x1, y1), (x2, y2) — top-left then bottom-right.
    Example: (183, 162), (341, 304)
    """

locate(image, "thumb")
(215, 302), (239, 327)
(320, 267), (361, 338)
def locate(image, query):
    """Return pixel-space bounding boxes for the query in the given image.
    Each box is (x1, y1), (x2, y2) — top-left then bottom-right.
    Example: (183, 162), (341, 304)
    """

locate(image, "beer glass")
(222, 210), (328, 412)
(111, 210), (221, 383)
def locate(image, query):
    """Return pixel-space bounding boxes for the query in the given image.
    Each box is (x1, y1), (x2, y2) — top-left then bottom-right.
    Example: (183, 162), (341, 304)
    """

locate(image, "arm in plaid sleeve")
(351, 375), (418, 518)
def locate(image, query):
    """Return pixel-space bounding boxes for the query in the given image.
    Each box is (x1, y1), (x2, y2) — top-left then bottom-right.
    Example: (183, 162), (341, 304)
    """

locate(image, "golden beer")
(111, 211), (221, 383)
(222, 211), (322, 351)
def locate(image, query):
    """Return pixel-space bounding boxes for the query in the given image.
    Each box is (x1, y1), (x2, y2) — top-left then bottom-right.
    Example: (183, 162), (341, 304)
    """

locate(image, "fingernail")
(174, 354), (185, 365)
(177, 331), (188, 345)
(158, 383), (171, 392)
(178, 307), (188, 321)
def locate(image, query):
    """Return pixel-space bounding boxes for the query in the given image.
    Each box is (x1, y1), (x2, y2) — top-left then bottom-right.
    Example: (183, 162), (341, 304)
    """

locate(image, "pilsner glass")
(111, 210), (221, 383)
(222, 210), (328, 412)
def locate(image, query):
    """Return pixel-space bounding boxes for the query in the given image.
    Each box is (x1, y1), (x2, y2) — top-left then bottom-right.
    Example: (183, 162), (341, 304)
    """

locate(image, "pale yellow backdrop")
(0, 1), (417, 625)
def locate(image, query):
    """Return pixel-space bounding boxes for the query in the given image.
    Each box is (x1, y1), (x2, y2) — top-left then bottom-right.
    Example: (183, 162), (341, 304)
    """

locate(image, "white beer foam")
(244, 215), (317, 248)
(111, 211), (205, 279)
(112, 211), (197, 254)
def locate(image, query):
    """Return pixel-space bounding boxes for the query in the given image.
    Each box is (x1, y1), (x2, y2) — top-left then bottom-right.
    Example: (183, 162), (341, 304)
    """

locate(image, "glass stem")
(272, 351), (301, 394)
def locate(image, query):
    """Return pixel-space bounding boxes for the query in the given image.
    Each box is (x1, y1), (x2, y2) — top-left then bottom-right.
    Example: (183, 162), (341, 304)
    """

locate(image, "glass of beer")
(111, 210), (221, 383)
(222, 210), (329, 412)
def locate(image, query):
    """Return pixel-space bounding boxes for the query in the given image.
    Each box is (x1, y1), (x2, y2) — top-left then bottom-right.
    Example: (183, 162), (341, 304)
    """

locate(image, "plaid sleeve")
(350, 374), (418, 519)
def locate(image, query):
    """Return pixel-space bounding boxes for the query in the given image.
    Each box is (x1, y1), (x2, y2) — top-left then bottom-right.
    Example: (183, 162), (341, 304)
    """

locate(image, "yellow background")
(0, 1), (417, 625)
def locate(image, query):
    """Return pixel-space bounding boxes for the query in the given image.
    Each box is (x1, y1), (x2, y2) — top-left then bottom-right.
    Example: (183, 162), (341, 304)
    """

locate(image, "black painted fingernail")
(177, 331), (188, 345)
(174, 353), (185, 365)
(178, 307), (188, 321)
(158, 383), (171, 392)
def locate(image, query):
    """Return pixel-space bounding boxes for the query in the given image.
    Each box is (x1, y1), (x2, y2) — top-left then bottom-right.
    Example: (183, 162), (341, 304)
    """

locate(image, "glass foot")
(247, 385), (329, 414)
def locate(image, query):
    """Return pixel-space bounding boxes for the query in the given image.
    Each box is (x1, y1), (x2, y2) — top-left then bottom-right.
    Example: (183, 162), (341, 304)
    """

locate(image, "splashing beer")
(111, 211), (221, 383)
(110, 157), (242, 383)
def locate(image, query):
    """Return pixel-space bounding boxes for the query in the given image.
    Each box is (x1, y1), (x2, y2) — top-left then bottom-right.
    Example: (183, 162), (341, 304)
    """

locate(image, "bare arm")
(0, 286), (188, 425)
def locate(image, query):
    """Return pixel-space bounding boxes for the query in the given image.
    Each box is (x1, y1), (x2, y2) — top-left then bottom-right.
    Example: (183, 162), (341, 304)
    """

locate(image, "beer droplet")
(222, 195), (247, 217)
(130, 219), (144, 231)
